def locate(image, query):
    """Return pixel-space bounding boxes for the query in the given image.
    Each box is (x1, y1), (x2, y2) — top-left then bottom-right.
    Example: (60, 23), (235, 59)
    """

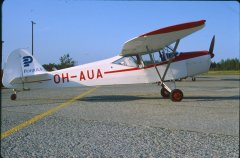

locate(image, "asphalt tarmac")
(1, 75), (239, 157)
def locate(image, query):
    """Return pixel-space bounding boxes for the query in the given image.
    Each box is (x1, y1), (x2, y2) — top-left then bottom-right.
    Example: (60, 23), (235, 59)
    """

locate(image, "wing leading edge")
(120, 20), (206, 56)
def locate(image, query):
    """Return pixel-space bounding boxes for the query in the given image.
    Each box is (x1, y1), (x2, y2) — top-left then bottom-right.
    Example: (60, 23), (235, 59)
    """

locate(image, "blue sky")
(2, 1), (239, 65)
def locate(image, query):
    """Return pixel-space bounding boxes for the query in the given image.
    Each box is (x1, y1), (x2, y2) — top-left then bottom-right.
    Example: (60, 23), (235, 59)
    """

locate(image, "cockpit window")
(151, 52), (161, 63)
(141, 54), (154, 66)
(159, 46), (179, 62)
(113, 45), (180, 68)
(113, 56), (138, 67)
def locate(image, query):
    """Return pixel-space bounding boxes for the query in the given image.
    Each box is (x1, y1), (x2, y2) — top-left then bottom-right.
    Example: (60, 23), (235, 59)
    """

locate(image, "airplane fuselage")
(13, 51), (211, 90)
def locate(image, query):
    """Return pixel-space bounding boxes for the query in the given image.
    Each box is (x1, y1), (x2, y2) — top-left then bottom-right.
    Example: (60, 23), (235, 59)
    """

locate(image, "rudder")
(2, 49), (46, 88)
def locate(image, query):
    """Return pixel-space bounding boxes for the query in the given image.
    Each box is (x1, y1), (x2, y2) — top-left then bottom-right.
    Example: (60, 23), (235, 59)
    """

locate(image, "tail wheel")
(170, 89), (183, 102)
(161, 88), (170, 98)
(11, 94), (17, 100)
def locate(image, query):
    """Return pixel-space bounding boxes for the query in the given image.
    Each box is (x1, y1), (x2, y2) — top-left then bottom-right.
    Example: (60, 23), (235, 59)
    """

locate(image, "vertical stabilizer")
(2, 49), (46, 88)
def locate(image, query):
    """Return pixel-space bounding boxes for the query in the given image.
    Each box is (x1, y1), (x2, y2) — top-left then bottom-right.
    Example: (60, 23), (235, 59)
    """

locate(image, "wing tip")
(139, 20), (206, 37)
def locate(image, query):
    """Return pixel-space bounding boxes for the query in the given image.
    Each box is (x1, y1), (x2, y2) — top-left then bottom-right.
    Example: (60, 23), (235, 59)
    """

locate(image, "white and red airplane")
(2, 20), (215, 102)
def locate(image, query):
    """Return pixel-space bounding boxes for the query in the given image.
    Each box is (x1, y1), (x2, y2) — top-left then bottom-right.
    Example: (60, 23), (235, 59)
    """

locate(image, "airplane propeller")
(209, 35), (215, 58)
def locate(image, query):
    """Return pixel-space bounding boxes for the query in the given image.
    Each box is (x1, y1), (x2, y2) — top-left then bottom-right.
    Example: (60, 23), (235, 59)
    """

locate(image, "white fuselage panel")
(12, 54), (211, 90)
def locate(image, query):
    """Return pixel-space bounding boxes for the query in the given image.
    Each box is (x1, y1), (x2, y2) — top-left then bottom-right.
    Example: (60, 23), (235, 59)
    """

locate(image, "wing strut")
(146, 39), (184, 102)
(147, 46), (171, 92)
(162, 39), (180, 81)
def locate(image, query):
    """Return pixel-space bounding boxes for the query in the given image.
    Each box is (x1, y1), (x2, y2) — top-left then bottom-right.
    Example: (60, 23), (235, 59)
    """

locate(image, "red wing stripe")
(139, 20), (205, 37)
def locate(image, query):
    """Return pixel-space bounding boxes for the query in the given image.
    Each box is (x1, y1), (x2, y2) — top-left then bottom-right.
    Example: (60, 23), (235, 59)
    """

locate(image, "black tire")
(170, 89), (183, 102)
(161, 88), (170, 98)
(192, 77), (196, 81)
(11, 94), (17, 100)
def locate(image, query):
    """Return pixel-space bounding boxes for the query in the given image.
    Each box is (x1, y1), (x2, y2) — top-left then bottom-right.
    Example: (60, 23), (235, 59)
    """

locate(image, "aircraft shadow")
(78, 95), (161, 102)
(196, 76), (214, 79)
(182, 77), (240, 82)
(182, 96), (239, 101)
(2, 95), (238, 105)
(79, 95), (239, 102)
(221, 78), (240, 81)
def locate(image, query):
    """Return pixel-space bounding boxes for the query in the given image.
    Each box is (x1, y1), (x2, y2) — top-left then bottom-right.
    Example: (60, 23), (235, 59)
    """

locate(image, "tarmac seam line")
(1, 86), (99, 139)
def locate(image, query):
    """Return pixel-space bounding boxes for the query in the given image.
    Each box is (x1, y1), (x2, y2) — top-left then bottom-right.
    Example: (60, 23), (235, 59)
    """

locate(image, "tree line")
(42, 53), (76, 71)
(210, 58), (239, 71)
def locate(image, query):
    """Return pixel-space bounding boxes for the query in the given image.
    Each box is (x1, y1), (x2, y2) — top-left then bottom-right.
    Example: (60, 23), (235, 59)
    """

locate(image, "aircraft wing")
(120, 20), (206, 56)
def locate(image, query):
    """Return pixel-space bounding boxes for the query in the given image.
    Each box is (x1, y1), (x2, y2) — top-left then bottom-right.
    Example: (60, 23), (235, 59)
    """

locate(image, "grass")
(203, 70), (240, 75)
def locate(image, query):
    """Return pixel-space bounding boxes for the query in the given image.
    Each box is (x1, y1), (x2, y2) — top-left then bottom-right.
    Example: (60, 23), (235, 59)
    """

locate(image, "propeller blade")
(209, 35), (215, 58)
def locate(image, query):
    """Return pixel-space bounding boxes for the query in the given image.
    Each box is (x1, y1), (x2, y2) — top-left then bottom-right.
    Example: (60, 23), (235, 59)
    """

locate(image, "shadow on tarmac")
(221, 78), (240, 81)
(79, 95), (239, 102)
(79, 95), (154, 102)
(184, 96), (239, 102)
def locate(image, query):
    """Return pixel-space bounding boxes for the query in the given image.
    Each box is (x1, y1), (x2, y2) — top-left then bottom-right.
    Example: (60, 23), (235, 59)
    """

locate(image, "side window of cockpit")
(152, 52), (161, 63)
(166, 52), (175, 59)
(141, 54), (154, 66)
(159, 50), (167, 62)
(113, 56), (138, 67)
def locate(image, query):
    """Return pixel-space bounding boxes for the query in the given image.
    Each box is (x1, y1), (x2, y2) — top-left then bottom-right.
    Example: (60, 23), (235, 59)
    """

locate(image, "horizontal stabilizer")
(10, 73), (50, 85)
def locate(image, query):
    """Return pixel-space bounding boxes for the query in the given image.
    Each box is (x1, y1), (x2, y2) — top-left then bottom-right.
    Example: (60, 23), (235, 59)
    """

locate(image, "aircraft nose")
(210, 52), (214, 58)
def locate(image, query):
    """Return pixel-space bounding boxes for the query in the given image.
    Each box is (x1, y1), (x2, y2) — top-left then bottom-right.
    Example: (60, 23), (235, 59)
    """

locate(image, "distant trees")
(210, 58), (240, 71)
(58, 53), (75, 69)
(43, 53), (76, 71)
(42, 63), (58, 71)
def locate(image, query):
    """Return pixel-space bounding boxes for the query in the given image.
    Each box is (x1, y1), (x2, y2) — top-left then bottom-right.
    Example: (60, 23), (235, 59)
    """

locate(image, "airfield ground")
(1, 75), (239, 157)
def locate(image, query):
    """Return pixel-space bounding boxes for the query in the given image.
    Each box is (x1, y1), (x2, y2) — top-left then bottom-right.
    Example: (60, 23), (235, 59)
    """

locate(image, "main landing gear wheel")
(170, 89), (183, 102)
(161, 88), (170, 98)
(11, 93), (17, 100)
(192, 77), (196, 81)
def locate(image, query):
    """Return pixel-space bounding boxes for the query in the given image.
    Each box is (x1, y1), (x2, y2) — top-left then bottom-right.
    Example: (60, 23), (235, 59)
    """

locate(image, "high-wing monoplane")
(2, 20), (215, 102)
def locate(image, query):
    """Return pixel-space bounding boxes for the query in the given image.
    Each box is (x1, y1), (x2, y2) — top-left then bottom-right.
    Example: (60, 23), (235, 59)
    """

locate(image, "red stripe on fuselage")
(104, 51), (209, 74)
(139, 20), (205, 37)
(104, 67), (141, 74)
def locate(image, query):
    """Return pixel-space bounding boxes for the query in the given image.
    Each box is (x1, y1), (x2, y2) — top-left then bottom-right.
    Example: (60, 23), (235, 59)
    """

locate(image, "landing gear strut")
(11, 89), (17, 100)
(161, 87), (170, 98)
(147, 39), (184, 102)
